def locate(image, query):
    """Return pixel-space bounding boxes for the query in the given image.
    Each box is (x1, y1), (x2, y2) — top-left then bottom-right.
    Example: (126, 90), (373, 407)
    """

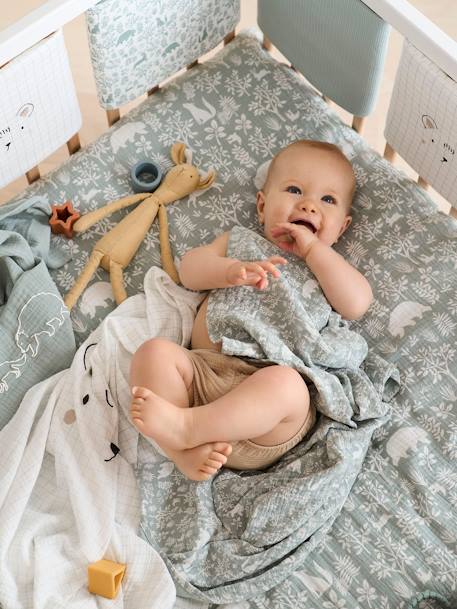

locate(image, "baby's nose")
(299, 199), (318, 213)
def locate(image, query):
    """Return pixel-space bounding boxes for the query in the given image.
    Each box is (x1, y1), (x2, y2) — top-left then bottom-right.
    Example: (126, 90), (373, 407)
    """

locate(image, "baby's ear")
(338, 215), (352, 238)
(256, 191), (266, 224)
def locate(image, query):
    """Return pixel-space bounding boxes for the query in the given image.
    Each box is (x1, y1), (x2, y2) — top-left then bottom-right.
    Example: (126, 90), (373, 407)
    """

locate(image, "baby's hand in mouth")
(271, 222), (319, 258)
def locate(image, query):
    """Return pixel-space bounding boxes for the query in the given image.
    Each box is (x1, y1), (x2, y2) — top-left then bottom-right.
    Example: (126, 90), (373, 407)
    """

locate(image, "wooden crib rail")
(0, 0), (97, 67)
(362, 0), (457, 84)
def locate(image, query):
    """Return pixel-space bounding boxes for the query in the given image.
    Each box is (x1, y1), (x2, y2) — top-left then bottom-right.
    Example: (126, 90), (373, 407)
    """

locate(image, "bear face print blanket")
(0, 267), (201, 609)
(0, 258), (399, 607)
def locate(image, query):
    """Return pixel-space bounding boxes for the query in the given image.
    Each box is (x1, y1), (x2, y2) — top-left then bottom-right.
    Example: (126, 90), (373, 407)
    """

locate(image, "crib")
(0, 1), (456, 608)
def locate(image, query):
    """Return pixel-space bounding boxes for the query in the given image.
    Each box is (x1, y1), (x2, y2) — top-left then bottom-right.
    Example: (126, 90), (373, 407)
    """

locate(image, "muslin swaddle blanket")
(138, 227), (400, 603)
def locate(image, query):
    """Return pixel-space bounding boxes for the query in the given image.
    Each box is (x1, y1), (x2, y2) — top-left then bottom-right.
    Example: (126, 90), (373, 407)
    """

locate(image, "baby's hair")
(263, 139), (356, 205)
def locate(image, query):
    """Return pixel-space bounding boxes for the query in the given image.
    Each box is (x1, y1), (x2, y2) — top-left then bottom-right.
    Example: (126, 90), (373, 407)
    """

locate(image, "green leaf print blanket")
(138, 225), (400, 604)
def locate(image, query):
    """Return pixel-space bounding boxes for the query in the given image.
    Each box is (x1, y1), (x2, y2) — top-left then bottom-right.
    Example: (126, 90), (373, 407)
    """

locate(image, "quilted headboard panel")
(85, 0), (240, 109)
(257, 0), (390, 117)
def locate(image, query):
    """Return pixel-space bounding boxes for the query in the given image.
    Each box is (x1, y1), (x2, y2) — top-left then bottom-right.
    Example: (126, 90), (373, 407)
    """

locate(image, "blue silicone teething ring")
(130, 160), (163, 193)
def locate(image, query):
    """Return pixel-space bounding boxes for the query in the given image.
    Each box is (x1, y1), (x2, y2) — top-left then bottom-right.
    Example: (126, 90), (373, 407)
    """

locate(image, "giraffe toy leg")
(158, 204), (180, 283)
(109, 260), (128, 304)
(64, 250), (104, 310)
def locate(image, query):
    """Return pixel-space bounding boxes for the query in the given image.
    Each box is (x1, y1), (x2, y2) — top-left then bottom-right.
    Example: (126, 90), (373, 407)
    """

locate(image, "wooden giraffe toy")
(64, 142), (215, 310)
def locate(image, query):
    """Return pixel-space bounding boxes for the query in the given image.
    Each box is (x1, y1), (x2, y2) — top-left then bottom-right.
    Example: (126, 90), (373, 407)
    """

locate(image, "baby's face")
(257, 146), (354, 247)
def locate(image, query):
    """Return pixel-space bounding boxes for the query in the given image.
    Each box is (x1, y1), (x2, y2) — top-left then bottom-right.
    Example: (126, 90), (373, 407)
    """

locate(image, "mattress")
(3, 30), (456, 607)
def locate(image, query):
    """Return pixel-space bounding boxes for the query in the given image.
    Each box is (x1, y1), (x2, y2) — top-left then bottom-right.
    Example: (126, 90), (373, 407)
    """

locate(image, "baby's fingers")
(244, 262), (267, 278)
(244, 271), (265, 286)
(258, 257), (287, 278)
(270, 226), (288, 237)
(256, 276), (269, 290)
(228, 265), (247, 285)
(255, 261), (279, 278)
(268, 255), (288, 265)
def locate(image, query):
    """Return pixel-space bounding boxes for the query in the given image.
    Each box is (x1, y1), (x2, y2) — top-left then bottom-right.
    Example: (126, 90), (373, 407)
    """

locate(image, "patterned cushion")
(85, 0), (240, 108)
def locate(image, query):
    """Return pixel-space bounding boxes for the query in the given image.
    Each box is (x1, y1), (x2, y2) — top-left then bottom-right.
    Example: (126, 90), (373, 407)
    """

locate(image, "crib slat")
(67, 133), (81, 156)
(224, 31), (235, 46)
(352, 116), (366, 134)
(417, 176), (429, 190)
(384, 142), (397, 163)
(106, 109), (120, 127)
(25, 166), (40, 184)
(262, 35), (273, 51)
(187, 60), (198, 70)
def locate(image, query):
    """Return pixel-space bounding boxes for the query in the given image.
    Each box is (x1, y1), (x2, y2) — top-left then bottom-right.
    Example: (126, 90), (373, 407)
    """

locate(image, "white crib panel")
(385, 40), (457, 208)
(0, 30), (81, 189)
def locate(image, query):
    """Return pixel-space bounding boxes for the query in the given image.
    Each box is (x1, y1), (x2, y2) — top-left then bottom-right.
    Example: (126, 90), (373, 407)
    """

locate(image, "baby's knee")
(133, 337), (176, 365)
(260, 365), (307, 394)
(265, 364), (304, 385)
(269, 366), (310, 409)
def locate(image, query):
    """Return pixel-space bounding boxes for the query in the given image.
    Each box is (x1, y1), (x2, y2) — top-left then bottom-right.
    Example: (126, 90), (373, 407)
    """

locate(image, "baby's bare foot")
(166, 442), (232, 481)
(130, 386), (195, 450)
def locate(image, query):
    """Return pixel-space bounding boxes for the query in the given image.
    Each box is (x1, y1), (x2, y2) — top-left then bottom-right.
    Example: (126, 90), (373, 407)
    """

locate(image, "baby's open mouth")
(291, 219), (317, 233)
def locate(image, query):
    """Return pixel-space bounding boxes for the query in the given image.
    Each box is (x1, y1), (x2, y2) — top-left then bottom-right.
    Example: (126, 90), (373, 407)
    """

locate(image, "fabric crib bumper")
(0, 30), (81, 189)
(385, 39), (457, 209)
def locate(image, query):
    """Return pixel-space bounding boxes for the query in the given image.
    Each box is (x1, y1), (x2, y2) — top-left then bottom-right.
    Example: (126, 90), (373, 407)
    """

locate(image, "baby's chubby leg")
(130, 338), (231, 480)
(130, 337), (193, 407)
(132, 363), (311, 452)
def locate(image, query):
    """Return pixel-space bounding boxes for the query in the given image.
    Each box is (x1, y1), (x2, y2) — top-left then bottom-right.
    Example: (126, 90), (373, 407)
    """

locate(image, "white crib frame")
(1, 0), (457, 218)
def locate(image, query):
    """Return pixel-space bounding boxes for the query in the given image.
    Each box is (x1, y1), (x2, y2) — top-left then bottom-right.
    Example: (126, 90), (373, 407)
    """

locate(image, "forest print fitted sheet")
(3, 30), (456, 609)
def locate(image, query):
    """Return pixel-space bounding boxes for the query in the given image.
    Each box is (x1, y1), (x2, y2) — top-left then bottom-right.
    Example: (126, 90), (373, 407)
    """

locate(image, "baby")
(129, 140), (373, 481)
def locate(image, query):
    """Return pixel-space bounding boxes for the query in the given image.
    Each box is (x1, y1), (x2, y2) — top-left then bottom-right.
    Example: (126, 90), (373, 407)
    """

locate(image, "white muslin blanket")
(0, 267), (203, 609)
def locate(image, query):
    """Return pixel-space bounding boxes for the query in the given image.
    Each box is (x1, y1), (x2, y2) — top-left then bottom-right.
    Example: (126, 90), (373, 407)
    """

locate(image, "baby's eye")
(322, 195), (336, 204)
(286, 185), (301, 195)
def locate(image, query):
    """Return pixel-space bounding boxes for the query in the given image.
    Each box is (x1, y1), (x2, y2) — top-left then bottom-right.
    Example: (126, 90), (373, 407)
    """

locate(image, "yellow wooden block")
(88, 559), (126, 599)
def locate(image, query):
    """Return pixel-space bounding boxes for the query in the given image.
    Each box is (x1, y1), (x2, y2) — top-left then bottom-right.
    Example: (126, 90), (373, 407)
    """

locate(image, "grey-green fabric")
(258, 0), (390, 116)
(0, 229), (75, 429)
(85, 0), (240, 108)
(208, 225), (399, 425)
(137, 225), (400, 602)
(0, 195), (74, 428)
(3, 31), (456, 607)
(0, 194), (70, 273)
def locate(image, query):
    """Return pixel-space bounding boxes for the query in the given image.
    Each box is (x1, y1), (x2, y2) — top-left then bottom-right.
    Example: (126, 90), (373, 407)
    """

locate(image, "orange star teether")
(49, 200), (81, 238)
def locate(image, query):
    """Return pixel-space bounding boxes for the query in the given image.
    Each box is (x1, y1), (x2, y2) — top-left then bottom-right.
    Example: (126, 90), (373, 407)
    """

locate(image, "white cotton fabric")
(0, 267), (203, 609)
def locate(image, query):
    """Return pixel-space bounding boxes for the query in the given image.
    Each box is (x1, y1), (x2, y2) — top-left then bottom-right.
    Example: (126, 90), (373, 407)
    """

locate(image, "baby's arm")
(179, 232), (286, 291)
(305, 241), (373, 320)
(271, 223), (372, 320)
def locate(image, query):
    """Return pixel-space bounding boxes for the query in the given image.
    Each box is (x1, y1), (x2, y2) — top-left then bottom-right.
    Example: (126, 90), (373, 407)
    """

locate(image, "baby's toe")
(131, 415), (145, 431)
(131, 386), (152, 399)
(206, 456), (224, 469)
(213, 442), (232, 457)
(209, 451), (228, 465)
(199, 464), (218, 476)
(195, 471), (211, 481)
